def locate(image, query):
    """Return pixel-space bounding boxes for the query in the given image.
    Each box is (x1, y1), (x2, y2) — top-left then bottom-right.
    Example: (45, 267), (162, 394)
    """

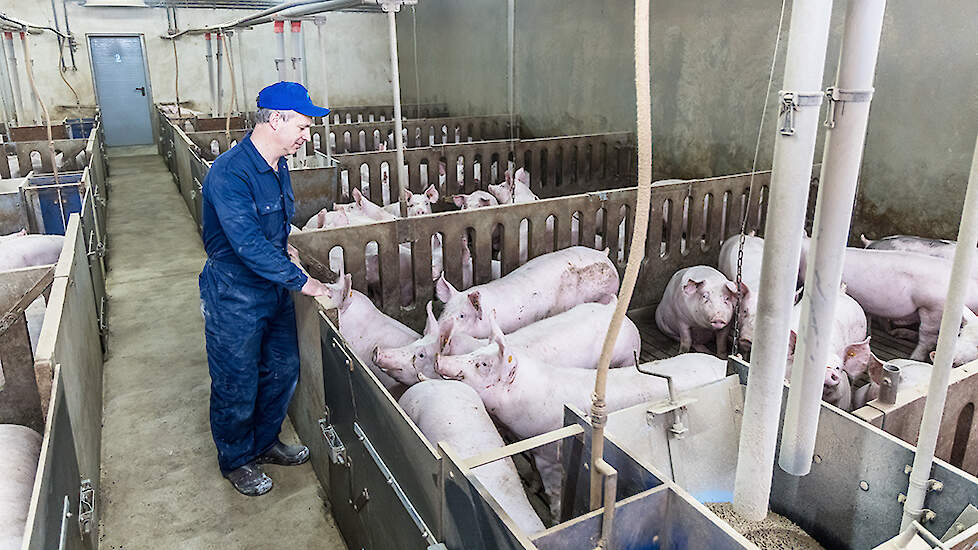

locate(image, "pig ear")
(400, 187), (413, 201)
(867, 354), (888, 386)
(423, 301), (439, 336)
(435, 274), (458, 303)
(842, 336), (873, 378)
(516, 168), (529, 186)
(682, 278), (704, 296)
(425, 184), (439, 202)
(962, 308), (978, 325)
(340, 273), (353, 304)
(504, 168), (513, 186)
(453, 195), (466, 208)
(468, 291), (483, 320)
(490, 312), (506, 350)
(930, 350), (937, 363)
(352, 188), (364, 205)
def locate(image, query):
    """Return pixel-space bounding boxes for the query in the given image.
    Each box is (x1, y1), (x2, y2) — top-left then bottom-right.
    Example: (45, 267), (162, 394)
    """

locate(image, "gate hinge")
(78, 479), (95, 535)
(320, 417), (347, 466)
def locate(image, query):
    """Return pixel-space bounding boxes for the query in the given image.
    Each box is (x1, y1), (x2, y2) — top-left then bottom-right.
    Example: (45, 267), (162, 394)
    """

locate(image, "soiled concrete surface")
(99, 150), (346, 549)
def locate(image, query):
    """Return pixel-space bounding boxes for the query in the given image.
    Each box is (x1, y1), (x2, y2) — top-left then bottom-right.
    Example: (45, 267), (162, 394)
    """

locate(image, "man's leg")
(254, 291), (302, 459)
(201, 269), (267, 475)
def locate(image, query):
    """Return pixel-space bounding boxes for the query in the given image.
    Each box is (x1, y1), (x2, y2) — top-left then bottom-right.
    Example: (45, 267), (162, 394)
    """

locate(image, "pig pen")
(0, 213), (107, 550)
(286, 169), (978, 549)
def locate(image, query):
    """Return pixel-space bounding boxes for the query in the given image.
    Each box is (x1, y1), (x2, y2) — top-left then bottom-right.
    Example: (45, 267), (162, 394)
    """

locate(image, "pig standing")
(452, 190), (499, 210)
(0, 234), (65, 271)
(373, 299), (641, 385)
(319, 272), (420, 395)
(398, 381), (545, 534)
(435, 246), (619, 340)
(0, 424), (41, 550)
(434, 327), (725, 517)
(841, 247), (978, 361)
(382, 184), (439, 217)
(488, 168), (537, 205)
(655, 266), (740, 356)
(860, 234), (956, 260)
(717, 234), (764, 350)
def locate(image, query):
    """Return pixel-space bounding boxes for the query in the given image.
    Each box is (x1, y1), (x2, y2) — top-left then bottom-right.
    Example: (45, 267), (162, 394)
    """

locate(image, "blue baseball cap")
(256, 81), (330, 117)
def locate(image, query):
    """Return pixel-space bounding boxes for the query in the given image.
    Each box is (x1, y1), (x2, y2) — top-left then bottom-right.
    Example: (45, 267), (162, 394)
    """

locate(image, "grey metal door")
(89, 36), (154, 146)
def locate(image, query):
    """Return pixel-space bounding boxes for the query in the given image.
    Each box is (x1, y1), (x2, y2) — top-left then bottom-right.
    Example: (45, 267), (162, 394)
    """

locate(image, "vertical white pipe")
(215, 31), (224, 117)
(901, 136), (978, 530)
(386, 6), (407, 215)
(3, 33), (21, 126)
(20, 34), (39, 125)
(315, 17), (332, 160)
(507, 0), (514, 118)
(0, 37), (13, 126)
(732, 0), (834, 521)
(274, 20), (287, 82)
(205, 33), (217, 117)
(780, 0), (887, 476)
(291, 21), (306, 86)
(236, 30), (248, 114)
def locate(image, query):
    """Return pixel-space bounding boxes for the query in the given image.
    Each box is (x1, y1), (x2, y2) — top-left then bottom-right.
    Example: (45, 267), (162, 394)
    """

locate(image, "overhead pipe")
(290, 21), (305, 86)
(273, 20), (287, 81)
(0, 12), (68, 39)
(61, 0), (76, 70)
(163, 0), (366, 39)
(901, 135), (978, 530)
(204, 33), (217, 117)
(779, 0), (887, 476)
(732, 0), (834, 521)
(215, 31), (224, 116)
(382, 1), (407, 215)
(314, 16), (332, 159)
(49, 0), (65, 71)
(0, 35), (15, 125)
(4, 32), (23, 125)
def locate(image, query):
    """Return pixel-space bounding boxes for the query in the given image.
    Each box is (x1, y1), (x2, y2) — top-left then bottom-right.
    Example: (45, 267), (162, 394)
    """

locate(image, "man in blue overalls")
(199, 81), (329, 496)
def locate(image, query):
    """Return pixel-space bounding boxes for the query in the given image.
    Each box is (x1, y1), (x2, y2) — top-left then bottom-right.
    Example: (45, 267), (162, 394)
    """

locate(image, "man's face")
(270, 111), (313, 156)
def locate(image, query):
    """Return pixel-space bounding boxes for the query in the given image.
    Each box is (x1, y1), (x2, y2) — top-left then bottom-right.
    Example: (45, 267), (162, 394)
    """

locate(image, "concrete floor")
(98, 149), (346, 549)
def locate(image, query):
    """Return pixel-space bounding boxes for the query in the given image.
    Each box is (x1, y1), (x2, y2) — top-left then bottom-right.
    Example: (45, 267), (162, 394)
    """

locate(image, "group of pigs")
(654, 232), (978, 412)
(0, 230), (64, 550)
(312, 245), (727, 531)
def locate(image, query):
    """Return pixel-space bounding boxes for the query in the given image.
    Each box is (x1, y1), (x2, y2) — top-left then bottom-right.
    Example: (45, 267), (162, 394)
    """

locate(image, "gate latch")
(320, 418), (347, 466)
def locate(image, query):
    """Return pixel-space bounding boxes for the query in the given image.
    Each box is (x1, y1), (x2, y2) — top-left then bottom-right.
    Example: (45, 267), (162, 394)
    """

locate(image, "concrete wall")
(398, 0), (978, 240)
(0, 3), (392, 122)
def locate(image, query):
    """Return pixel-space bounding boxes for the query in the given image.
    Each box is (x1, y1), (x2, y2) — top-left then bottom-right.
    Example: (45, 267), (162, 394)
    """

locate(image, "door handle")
(135, 86), (146, 96)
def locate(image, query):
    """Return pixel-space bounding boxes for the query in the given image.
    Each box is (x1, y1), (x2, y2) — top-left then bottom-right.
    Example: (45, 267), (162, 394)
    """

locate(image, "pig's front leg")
(678, 325), (693, 354)
(715, 325), (730, 359)
(912, 309), (941, 362)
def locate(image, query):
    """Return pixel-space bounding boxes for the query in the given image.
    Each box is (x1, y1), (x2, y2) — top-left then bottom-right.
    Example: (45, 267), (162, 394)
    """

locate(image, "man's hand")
(300, 276), (329, 297)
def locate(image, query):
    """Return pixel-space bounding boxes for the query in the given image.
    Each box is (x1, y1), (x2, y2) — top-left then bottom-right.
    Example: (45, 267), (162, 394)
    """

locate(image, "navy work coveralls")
(198, 133), (308, 475)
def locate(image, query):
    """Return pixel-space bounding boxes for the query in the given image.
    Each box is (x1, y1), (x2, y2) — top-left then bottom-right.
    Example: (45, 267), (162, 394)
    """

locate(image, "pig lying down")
(860, 234), (956, 261)
(655, 265), (741, 357)
(0, 425), (42, 550)
(372, 299), (641, 386)
(0, 232), (65, 271)
(435, 246), (619, 340)
(398, 381), (545, 534)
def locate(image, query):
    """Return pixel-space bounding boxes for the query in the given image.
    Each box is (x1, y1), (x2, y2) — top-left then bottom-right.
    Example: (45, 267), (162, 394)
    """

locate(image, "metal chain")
(731, 0), (787, 356)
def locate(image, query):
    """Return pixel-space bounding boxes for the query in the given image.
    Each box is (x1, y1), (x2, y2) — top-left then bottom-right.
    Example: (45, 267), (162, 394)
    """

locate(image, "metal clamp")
(823, 86), (874, 128)
(319, 417), (347, 466)
(78, 479), (95, 535)
(778, 90), (824, 136)
(637, 353), (694, 439)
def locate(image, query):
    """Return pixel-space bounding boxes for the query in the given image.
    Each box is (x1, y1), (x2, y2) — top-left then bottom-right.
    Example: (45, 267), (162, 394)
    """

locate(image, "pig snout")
(824, 367), (841, 387)
(710, 318), (728, 329)
(371, 347), (387, 371)
(433, 354), (463, 381)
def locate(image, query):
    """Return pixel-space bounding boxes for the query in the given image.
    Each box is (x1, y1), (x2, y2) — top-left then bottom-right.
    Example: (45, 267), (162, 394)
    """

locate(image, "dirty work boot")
(225, 463), (273, 496)
(257, 442), (310, 466)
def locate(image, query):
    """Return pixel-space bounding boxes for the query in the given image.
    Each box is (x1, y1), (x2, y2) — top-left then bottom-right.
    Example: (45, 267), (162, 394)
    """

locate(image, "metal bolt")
(898, 493), (907, 503)
(923, 510), (937, 523)
(813, 454), (822, 464)
(859, 480), (869, 491)
(904, 464), (913, 475)
(929, 480), (944, 493)
(448, 471), (454, 480)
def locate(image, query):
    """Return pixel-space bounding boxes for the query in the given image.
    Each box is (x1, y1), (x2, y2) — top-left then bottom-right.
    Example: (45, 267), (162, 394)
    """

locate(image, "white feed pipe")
(901, 135), (978, 530)
(383, 3), (407, 215)
(315, 17), (332, 159)
(215, 31), (224, 116)
(2, 32), (21, 126)
(205, 33), (217, 117)
(732, 0), (834, 521)
(236, 30), (248, 113)
(291, 21), (305, 86)
(0, 37), (13, 126)
(274, 20), (287, 81)
(779, 0), (887, 476)
(21, 34), (39, 125)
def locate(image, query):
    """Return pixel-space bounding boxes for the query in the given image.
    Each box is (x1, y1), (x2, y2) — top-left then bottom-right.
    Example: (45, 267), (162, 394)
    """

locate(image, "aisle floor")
(97, 148), (346, 549)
